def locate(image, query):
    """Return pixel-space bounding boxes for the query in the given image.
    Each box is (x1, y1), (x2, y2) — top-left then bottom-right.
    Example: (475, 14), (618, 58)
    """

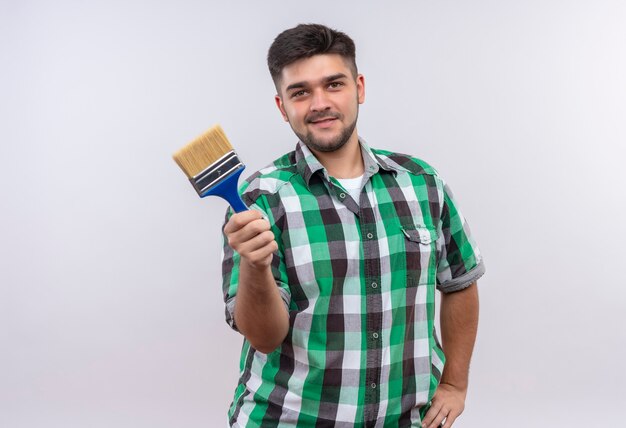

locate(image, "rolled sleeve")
(435, 182), (485, 293)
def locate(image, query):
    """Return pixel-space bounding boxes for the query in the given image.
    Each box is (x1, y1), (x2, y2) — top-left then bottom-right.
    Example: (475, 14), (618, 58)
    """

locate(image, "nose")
(309, 88), (331, 112)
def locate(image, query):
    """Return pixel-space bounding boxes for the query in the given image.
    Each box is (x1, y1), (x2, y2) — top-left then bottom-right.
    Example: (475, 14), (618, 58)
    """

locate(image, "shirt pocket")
(400, 225), (438, 286)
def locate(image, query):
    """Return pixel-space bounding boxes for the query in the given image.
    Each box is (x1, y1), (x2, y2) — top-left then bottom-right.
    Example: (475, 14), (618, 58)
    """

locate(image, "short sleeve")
(435, 181), (485, 293)
(221, 199), (291, 331)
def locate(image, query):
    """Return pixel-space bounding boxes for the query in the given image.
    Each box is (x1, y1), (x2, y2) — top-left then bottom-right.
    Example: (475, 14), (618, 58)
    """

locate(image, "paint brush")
(173, 124), (248, 212)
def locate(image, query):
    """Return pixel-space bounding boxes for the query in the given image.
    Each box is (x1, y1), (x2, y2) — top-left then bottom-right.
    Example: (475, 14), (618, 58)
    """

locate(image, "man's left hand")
(421, 383), (466, 428)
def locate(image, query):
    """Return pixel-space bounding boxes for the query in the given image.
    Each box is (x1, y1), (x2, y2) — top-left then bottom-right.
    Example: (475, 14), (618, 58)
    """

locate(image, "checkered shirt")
(221, 140), (485, 427)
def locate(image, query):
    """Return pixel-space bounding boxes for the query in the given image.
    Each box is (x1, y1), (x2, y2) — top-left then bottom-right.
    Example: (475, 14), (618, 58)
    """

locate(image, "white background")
(2, 1), (625, 426)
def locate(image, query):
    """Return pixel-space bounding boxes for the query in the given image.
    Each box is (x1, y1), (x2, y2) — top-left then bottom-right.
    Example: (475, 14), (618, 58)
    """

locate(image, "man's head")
(268, 24), (364, 154)
(267, 23), (358, 89)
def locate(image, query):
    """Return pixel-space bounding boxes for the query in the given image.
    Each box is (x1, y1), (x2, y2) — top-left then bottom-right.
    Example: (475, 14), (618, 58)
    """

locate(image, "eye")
(291, 89), (308, 98)
(328, 81), (344, 89)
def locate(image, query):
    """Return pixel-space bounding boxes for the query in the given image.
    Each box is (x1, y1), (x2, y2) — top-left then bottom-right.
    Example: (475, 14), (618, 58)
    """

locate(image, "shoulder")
(239, 150), (298, 205)
(371, 147), (440, 177)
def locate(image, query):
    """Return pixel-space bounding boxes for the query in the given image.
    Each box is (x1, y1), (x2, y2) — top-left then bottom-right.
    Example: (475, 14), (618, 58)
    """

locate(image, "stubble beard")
(290, 105), (359, 153)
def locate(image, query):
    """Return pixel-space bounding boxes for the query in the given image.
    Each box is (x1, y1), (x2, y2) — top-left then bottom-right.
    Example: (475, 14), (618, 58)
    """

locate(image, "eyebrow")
(285, 73), (349, 92)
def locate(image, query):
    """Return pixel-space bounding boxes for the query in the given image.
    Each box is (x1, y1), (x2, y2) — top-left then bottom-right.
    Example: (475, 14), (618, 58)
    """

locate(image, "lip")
(310, 117), (337, 128)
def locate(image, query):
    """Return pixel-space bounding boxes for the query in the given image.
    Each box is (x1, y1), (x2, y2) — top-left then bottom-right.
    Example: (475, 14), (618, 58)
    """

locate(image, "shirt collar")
(294, 137), (397, 187)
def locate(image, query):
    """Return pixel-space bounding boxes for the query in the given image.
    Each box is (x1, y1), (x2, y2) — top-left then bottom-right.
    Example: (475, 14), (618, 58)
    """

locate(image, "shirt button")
(371, 383), (377, 389)
(339, 192), (346, 199)
(371, 282), (377, 288)
(366, 232), (374, 239)
(372, 332), (379, 339)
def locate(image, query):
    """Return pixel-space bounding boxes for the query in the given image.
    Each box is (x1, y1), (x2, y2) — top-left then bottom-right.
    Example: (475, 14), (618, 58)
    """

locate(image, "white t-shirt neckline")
(336, 175), (364, 203)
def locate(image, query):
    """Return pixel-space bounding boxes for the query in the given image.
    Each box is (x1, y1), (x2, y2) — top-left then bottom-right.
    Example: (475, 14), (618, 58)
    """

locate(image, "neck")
(310, 131), (364, 179)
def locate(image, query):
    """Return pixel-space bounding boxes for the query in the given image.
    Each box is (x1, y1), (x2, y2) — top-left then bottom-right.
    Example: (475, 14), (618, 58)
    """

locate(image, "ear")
(356, 74), (365, 104)
(274, 95), (289, 122)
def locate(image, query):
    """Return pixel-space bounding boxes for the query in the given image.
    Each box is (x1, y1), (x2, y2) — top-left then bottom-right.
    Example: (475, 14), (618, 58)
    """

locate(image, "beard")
(290, 105), (359, 153)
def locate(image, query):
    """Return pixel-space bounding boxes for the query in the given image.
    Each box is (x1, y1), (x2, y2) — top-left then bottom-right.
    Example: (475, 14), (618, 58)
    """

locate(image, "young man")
(221, 24), (485, 428)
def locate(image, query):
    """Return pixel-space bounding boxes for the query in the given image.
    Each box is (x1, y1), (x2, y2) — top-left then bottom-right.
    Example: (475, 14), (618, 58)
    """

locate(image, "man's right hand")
(223, 210), (288, 353)
(223, 210), (278, 269)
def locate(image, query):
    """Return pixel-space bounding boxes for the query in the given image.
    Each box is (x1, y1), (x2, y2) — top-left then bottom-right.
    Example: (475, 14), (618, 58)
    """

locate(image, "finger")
(441, 409), (461, 428)
(236, 230), (276, 256)
(224, 210), (264, 234)
(431, 408), (448, 428)
(422, 402), (443, 428)
(246, 240), (279, 265)
(239, 218), (271, 241)
(227, 219), (271, 247)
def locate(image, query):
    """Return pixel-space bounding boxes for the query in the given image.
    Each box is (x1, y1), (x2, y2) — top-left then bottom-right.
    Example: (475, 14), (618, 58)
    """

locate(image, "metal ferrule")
(190, 150), (244, 196)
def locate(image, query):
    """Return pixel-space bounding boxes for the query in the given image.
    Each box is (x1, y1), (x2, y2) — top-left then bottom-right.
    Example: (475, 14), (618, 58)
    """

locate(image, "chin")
(305, 138), (349, 153)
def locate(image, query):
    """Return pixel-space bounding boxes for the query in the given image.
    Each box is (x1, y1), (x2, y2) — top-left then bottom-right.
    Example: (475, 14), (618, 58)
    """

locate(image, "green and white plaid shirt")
(222, 140), (485, 427)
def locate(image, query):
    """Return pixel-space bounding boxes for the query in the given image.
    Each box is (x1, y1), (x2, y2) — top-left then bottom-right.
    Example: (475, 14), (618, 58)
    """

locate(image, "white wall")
(2, 0), (625, 426)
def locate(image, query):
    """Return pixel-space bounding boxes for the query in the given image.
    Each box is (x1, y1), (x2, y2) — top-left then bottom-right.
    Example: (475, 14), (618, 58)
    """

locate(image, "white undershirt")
(336, 175), (364, 203)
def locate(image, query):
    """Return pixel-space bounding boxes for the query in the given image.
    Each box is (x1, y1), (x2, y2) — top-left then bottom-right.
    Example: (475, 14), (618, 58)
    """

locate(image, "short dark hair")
(267, 23), (357, 87)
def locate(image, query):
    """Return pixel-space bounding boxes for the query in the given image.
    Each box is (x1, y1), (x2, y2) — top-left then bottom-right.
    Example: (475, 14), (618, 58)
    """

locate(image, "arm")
(440, 281), (479, 391)
(422, 282), (479, 428)
(223, 210), (289, 354)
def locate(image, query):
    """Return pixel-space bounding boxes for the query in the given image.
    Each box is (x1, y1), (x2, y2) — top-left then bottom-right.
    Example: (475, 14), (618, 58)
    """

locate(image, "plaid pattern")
(222, 140), (484, 427)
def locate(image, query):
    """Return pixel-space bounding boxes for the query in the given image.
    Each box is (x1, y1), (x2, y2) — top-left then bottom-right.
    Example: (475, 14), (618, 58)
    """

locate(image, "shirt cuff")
(225, 286), (292, 332)
(437, 260), (486, 293)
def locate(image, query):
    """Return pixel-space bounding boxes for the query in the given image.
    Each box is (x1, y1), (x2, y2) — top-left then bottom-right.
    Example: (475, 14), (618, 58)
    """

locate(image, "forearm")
(234, 261), (290, 354)
(439, 282), (479, 391)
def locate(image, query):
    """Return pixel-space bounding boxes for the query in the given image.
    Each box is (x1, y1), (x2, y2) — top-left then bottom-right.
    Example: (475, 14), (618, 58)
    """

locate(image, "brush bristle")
(173, 124), (234, 178)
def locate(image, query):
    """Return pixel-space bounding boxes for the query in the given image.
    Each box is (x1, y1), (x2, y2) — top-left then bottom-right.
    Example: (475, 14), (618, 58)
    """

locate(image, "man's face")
(275, 54), (365, 153)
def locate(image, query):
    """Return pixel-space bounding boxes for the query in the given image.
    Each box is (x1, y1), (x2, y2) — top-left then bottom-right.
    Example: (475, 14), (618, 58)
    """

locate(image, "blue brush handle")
(202, 166), (248, 212)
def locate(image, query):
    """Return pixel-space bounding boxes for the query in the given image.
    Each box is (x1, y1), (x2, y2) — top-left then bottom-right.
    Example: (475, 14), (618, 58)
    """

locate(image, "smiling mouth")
(307, 112), (341, 124)
(311, 118), (336, 124)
